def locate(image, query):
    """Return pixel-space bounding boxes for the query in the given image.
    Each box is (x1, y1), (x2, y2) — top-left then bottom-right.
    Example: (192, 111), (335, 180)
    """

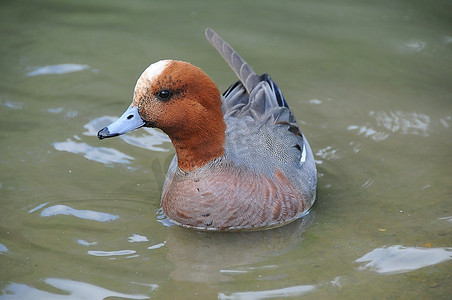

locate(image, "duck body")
(163, 116), (316, 230)
(98, 28), (317, 231)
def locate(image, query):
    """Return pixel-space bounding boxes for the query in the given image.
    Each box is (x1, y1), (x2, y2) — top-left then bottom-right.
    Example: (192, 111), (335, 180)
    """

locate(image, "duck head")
(98, 60), (226, 171)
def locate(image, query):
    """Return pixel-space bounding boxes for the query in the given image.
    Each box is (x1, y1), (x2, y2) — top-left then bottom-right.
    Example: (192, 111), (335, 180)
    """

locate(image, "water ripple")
(128, 234), (149, 243)
(315, 146), (340, 164)
(439, 116), (451, 129)
(309, 99), (322, 105)
(218, 284), (316, 299)
(156, 208), (176, 227)
(347, 125), (389, 142)
(26, 64), (93, 77)
(0, 99), (24, 110)
(348, 110), (431, 141)
(77, 239), (97, 246)
(356, 245), (452, 274)
(438, 216), (452, 223)
(147, 242), (166, 250)
(120, 128), (171, 152)
(87, 250), (136, 257)
(398, 40), (426, 53)
(371, 111), (430, 136)
(40, 204), (119, 222)
(54, 138), (134, 165)
(0, 243), (8, 254)
(442, 36), (452, 44)
(0, 278), (149, 300)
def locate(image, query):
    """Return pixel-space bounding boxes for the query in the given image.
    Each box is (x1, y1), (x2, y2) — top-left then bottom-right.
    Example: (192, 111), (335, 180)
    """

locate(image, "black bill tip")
(97, 127), (118, 140)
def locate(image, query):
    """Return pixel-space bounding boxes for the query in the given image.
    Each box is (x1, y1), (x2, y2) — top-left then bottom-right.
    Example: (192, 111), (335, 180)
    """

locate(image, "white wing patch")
(300, 142), (307, 164)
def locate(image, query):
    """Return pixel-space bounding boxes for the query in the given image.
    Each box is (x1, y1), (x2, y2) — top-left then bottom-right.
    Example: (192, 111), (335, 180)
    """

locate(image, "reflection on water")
(166, 214), (314, 283)
(0, 99), (23, 110)
(77, 239), (97, 246)
(1, 278), (150, 300)
(438, 216), (452, 223)
(218, 275), (346, 299)
(308, 99), (323, 105)
(119, 128), (171, 152)
(147, 242), (166, 250)
(315, 145), (340, 164)
(128, 234), (149, 243)
(398, 40), (426, 53)
(54, 116), (171, 166)
(218, 284), (316, 299)
(347, 124), (389, 142)
(54, 138), (134, 165)
(87, 249), (136, 257)
(439, 116), (451, 129)
(0, 244), (8, 254)
(372, 111), (430, 136)
(26, 64), (94, 77)
(36, 204), (119, 222)
(348, 110), (431, 141)
(356, 245), (452, 274)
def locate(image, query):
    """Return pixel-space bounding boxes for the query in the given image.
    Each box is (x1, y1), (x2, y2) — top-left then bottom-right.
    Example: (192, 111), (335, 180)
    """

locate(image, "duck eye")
(157, 90), (171, 100)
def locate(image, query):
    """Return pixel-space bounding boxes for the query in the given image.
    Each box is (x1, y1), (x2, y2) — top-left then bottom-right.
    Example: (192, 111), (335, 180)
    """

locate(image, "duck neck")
(168, 113), (226, 173)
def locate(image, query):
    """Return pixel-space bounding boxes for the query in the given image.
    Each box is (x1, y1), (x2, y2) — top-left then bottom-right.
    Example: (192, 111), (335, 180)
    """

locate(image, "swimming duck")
(98, 28), (317, 231)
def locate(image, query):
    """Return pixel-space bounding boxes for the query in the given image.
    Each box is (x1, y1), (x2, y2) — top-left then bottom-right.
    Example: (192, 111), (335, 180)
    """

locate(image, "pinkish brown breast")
(161, 164), (308, 230)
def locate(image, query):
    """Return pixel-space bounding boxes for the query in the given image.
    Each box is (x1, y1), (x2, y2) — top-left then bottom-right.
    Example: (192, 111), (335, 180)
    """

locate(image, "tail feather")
(205, 28), (260, 94)
(206, 28), (297, 126)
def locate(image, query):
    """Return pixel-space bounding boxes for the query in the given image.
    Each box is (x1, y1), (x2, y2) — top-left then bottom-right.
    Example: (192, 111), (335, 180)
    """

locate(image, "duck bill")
(97, 106), (145, 140)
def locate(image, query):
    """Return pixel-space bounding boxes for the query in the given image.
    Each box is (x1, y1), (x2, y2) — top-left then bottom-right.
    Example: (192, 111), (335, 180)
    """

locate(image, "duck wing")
(205, 28), (296, 125)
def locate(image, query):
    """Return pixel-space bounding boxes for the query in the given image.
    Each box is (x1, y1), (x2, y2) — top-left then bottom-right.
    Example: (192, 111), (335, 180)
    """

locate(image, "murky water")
(1, 0), (451, 299)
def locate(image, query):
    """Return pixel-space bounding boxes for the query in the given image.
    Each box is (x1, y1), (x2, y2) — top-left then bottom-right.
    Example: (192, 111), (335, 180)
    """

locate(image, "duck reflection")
(164, 213), (315, 283)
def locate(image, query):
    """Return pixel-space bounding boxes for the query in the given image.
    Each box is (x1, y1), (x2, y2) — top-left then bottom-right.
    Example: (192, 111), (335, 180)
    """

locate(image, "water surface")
(1, 0), (451, 299)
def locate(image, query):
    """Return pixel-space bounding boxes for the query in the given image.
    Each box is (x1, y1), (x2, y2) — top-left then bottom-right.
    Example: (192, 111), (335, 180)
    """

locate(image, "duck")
(98, 28), (317, 231)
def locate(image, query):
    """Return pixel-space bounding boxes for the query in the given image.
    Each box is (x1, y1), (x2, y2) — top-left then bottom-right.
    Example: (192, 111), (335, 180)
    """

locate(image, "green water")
(1, 0), (451, 299)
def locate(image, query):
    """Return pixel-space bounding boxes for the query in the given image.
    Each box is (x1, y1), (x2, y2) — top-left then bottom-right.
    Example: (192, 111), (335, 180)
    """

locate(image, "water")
(1, 0), (451, 298)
